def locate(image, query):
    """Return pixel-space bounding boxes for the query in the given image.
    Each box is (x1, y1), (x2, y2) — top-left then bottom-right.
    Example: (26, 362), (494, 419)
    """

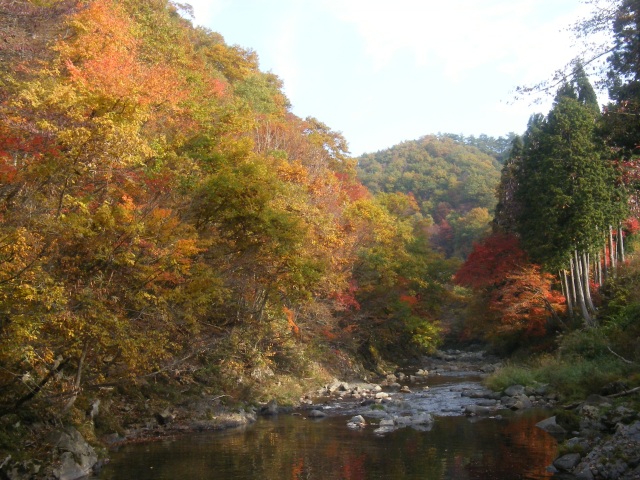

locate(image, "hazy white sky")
(187, 1), (597, 156)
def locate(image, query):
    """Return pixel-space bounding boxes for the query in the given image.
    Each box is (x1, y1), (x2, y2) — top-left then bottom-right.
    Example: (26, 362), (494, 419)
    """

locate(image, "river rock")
(553, 453), (582, 472)
(573, 464), (595, 480)
(400, 386), (411, 393)
(155, 409), (176, 426)
(512, 394), (533, 410)
(603, 405), (637, 428)
(408, 413), (433, 425)
(502, 393), (532, 410)
(578, 404), (606, 433)
(536, 416), (566, 436)
(465, 405), (493, 415)
(527, 383), (549, 396)
(308, 409), (327, 418)
(504, 385), (525, 397)
(260, 399), (279, 416)
(375, 392), (389, 399)
(1, 459), (41, 480)
(326, 379), (346, 393)
(49, 427), (98, 480)
(347, 415), (366, 429)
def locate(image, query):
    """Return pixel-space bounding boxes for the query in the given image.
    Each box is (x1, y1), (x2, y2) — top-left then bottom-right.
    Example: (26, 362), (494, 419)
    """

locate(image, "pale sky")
(187, 1), (600, 156)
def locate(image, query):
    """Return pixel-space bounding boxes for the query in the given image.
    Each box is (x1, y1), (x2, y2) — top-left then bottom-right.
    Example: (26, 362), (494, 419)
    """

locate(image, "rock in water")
(535, 416), (566, 437)
(308, 409), (327, 418)
(260, 399), (279, 416)
(347, 415), (366, 429)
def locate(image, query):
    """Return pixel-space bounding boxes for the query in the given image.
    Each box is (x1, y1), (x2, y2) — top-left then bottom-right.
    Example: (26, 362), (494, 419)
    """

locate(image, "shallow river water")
(95, 371), (560, 480)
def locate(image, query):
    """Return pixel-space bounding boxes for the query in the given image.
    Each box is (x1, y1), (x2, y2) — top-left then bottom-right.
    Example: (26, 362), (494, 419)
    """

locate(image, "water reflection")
(96, 409), (557, 480)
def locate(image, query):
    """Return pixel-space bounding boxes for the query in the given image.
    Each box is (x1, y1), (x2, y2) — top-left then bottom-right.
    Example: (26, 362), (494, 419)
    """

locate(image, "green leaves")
(515, 93), (622, 270)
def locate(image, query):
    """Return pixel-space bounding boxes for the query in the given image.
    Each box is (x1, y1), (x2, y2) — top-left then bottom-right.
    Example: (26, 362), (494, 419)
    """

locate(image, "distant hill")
(357, 134), (510, 257)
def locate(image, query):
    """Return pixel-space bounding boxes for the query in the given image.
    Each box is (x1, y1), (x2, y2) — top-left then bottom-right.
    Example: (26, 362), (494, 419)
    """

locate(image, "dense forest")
(0, 0), (458, 428)
(357, 134), (511, 257)
(2, 0), (640, 474)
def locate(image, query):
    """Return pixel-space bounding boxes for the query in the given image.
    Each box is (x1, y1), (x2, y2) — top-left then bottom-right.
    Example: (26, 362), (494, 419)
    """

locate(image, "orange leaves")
(399, 294), (419, 306)
(283, 306), (300, 337)
(489, 264), (565, 337)
(60, 0), (186, 107)
(335, 172), (370, 202)
(456, 233), (564, 339)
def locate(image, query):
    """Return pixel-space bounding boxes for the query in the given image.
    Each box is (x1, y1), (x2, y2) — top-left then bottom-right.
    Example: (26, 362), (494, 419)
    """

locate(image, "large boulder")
(49, 427), (98, 480)
(502, 393), (532, 410)
(553, 453), (581, 472)
(536, 416), (567, 437)
(504, 385), (525, 397)
(259, 399), (279, 416)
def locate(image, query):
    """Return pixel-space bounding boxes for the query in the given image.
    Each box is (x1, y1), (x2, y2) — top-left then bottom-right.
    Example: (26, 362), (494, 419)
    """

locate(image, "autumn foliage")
(0, 0), (449, 419)
(454, 233), (527, 289)
(455, 234), (565, 343)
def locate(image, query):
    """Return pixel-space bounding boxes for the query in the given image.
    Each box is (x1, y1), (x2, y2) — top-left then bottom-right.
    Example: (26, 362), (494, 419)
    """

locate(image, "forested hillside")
(357, 134), (508, 257)
(0, 0), (456, 436)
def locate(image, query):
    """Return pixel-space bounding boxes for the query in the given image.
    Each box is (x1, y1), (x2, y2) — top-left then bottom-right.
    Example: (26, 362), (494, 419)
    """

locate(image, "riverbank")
(3, 348), (639, 479)
(0, 348), (501, 479)
(538, 392), (640, 479)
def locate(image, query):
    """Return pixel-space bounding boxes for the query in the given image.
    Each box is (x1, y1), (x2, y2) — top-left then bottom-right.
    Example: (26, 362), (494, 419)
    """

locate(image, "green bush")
(557, 329), (610, 360)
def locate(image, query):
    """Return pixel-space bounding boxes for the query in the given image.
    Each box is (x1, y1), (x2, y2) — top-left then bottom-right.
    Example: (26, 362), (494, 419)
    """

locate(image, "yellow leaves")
(93, 203), (115, 230)
(174, 238), (200, 258)
(0, 227), (44, 283)
(276, 160), (308, 185)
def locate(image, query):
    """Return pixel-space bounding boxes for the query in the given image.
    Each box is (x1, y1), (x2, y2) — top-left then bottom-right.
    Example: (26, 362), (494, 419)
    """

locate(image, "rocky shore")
(537, 392), (640, 479)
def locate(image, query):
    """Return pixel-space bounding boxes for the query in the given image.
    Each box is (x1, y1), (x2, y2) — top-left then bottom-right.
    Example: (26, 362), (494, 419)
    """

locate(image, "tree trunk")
(569, 260), (578, 309)
(571, 257), (592, 326)
(581, 252), (596, 314)
(596, 252), (603, 287)
(602, 241), (608, 281)
(63, 343), (89, 413)
(618, 224), (625, 264)
(609, 225), (617, 273)
(561, 269), (574, 319)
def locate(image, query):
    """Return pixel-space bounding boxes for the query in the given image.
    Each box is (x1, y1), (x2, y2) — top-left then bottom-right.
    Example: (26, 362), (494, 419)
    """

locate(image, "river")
(93, 369), (559, 479)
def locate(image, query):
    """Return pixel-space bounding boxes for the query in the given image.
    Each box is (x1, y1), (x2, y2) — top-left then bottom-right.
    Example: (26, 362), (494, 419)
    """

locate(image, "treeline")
(455, 0), (640, 352)
(0, 0), (456, 420)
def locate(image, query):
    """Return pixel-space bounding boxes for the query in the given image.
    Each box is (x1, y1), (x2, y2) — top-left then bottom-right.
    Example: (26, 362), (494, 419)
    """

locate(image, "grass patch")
(484, 363), (539, 392)
(486, 352), (637, 402)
